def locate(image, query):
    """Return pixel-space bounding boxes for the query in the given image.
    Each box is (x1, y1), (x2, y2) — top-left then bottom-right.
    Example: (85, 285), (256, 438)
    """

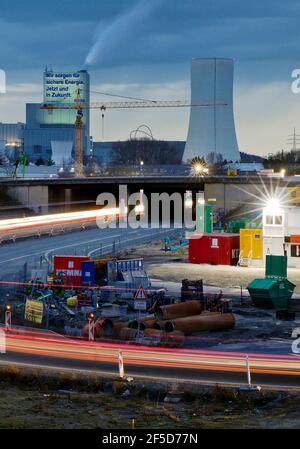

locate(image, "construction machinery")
(41, 91), (227, 177)
(13, 151), (27, 178)
(181, 279), (204, 302)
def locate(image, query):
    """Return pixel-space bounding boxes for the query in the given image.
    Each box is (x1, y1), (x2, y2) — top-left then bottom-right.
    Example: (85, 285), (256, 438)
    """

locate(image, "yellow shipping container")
(240, 229), (263, 260)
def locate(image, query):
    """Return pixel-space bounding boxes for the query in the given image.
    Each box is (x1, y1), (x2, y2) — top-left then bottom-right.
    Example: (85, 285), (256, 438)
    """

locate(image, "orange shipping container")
(290, 235), (300, 244)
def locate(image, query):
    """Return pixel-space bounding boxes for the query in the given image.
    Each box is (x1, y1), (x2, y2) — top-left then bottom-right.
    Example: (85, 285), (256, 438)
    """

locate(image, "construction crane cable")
(89, 89), (157, 103)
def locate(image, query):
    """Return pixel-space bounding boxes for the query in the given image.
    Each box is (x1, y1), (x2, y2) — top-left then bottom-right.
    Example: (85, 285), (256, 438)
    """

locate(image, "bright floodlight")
(194, 163), (203, 174)
(265, 198), (281, 213)
(191, 161), (208, 177)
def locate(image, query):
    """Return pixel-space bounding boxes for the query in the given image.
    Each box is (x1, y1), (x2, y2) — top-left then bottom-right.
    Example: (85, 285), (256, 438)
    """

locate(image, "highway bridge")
(0, 175), (295, 215)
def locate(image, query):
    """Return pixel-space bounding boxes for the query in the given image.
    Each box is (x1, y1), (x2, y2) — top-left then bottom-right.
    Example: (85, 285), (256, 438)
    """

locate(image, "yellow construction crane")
(74, 107), (84, 177)
(41, 90), (226, 177)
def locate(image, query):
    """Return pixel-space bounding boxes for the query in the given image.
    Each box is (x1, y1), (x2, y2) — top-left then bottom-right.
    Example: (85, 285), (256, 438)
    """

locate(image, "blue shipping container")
(116, 259), (144, 271)
(107, 259), (144, 275)
(81, 261), (95, 285)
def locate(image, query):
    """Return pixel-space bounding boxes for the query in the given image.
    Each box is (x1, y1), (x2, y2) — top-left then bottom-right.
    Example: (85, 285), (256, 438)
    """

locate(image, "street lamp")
(139, 160), (144, 176)
(280, 168), (286, 178)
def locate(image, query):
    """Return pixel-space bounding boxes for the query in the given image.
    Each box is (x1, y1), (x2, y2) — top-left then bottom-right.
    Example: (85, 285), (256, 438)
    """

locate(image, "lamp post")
(87, 312), (95, 341)
(139, 160), (144, 176)
(5, 304), (11, 331)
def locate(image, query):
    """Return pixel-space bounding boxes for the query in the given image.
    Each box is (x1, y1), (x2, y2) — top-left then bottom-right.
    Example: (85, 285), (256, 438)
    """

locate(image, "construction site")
(2, 188), (300, 361)
(1, 63), (300, 359)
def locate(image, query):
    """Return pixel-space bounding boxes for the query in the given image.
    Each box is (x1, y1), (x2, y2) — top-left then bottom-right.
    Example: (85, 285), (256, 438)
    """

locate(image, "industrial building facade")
(24, 69), (90, 162)
(1, 69), (91, 162)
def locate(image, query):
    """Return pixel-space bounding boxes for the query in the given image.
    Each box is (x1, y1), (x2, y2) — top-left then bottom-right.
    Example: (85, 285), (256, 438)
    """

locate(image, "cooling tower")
(183, 58), (240, 163)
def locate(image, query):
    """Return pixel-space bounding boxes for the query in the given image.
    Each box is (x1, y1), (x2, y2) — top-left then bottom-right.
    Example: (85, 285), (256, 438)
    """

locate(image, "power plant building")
(23, 69), (91, 162)
(183, 58), (240, 163)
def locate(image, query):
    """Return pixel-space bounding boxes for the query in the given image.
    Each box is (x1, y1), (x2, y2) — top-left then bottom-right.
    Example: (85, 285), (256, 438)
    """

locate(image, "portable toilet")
(239, 229), (263, 266)
(196, 192), (213, 234)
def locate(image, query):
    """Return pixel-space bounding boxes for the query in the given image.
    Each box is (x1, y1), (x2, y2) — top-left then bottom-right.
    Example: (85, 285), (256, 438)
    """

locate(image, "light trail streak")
(0, 208), (127, 232)
(3, 330), (300, 379)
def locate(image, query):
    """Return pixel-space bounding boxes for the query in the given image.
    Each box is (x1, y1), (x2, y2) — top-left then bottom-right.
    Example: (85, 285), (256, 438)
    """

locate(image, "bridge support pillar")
(7, 185), (49, 214)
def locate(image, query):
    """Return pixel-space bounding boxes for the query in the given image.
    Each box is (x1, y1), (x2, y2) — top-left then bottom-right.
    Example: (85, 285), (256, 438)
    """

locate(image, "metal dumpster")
(247, 277), (295, 310)
(266, 255), (287, 278)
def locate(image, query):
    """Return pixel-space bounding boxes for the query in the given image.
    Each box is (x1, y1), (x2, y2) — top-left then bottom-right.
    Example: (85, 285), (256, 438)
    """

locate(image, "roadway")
(1, 216), (299, 389)
(1, 328), (300, 388)
(0, 225), (179, 279)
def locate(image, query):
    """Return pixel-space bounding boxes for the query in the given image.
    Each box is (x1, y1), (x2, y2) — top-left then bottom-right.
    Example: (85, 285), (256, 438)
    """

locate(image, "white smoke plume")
(85, 0), (162, 66)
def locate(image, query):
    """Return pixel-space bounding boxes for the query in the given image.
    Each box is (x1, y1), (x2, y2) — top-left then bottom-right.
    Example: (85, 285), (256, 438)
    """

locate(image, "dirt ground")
(124, 237), (300, 293)
(145, 262), (300, 293)
(1, 381), (300, 429)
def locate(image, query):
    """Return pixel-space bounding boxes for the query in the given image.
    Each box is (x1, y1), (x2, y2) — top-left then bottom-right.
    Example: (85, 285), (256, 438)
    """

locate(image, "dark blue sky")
(0, 0), (300, 154)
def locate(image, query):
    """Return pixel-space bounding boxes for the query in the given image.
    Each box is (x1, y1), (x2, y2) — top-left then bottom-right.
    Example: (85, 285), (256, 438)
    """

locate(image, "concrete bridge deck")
(0, 175), (297, 215)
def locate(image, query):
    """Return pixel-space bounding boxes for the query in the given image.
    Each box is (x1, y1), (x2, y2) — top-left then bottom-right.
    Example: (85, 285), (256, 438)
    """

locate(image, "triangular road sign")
(134, 284), (147, 300)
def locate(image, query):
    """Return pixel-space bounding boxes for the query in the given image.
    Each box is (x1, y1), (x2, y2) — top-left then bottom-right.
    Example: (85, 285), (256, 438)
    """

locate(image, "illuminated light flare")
(5, 332), (300, 377)
(0, 205), (145, 233)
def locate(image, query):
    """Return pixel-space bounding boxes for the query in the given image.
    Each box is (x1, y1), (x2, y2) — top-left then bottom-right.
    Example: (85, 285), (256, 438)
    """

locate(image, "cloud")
(235, 81), (299, 155)
(84, 0), (164, 66)
(0, 0), (300, 157)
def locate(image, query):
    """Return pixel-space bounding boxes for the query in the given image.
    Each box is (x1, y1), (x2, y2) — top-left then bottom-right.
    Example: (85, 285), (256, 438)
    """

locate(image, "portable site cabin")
(263, 206), (300, 268)
(239, 205), (300, 268)
(189, 233), (240, 266)
(239, 229), (263, 266)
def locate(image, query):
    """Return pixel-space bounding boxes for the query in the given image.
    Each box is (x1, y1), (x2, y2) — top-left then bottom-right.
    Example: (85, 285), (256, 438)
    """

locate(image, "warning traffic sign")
(134, 285), (147, 310)
(134, 285), (147, 300)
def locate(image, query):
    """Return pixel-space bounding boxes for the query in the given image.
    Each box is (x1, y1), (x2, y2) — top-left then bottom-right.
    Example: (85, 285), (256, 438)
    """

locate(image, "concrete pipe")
(153, 320), (168, 330)
(119, 327), (138, 340)
(113, 321), (130, 338)
(157, 300), (202, 320)
(141, 318), (158, 329)
(81, 323), (90, 338)
(163, 330), (185, 347)
(164, 312), (235, 334)
(94, 318), (114, 338)
(128, 320), (146, 331)
(143, 328), (166, 339)
(142, 315), (156, 322)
